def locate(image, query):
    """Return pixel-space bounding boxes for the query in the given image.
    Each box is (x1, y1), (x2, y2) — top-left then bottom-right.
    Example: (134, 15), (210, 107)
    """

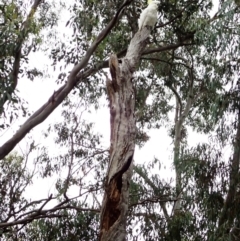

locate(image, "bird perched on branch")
(138, 0), (159, 30)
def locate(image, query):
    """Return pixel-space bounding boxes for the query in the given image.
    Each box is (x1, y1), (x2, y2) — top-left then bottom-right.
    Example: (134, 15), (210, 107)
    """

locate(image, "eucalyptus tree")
(0, 0), (240, 240)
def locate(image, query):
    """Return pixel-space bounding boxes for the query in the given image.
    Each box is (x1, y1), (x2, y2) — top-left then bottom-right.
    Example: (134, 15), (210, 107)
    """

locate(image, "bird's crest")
(147, 0), (153, 4)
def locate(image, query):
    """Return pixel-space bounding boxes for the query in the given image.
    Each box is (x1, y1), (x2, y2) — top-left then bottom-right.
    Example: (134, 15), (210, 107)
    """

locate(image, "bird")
(138, 0), (159, 30)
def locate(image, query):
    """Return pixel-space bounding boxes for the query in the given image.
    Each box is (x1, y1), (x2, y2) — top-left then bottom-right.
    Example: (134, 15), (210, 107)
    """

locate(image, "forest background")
(0, 0), (240, 240)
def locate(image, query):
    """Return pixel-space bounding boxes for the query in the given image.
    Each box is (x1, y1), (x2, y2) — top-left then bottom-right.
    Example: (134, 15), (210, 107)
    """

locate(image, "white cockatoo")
(138, 0), (159, 30)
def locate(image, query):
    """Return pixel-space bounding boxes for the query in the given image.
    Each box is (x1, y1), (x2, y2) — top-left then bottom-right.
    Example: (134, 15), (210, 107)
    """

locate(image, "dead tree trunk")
(99, 28), (151, 241)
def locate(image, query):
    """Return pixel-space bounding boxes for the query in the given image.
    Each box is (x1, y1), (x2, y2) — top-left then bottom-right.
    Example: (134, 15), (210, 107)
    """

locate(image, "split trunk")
(99, 28), (152, 241)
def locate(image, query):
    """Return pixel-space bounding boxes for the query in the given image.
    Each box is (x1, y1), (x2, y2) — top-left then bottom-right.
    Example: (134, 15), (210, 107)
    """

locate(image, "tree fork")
(99, 28), (151, 241)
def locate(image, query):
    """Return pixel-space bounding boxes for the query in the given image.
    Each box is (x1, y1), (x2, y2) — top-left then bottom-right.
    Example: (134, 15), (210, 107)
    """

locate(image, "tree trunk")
(171, 70), (194, 240)
(173, 109), (182, 214)
(99, 28), (151, 241)
(216, 104), (240, 238)
(173, 71), (193, 214)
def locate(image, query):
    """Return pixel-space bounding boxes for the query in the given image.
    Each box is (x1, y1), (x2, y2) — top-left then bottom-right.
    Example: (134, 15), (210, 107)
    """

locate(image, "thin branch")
(141, 56), (192, 69)
(0, 207), (98, 229)
(143, 42), (193, 56)
(14, 197), (57, 218)
(96, 43), (188, 68)
(130, 196), (177, 208)
(0, 190), (101, 229)
(134, 165), (170, 221)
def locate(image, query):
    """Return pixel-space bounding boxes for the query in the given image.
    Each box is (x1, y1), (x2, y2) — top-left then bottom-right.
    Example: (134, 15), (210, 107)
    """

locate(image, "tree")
(1, 0), (240, 240)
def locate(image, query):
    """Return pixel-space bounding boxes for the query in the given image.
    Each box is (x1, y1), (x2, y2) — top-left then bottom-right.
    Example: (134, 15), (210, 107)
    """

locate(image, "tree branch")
(0, 0), (133, 160)
(0, 190), (100, 229)
(0, 206), (99, 229)
(143, 42), (193, 56)
(134, 165), (170, 221)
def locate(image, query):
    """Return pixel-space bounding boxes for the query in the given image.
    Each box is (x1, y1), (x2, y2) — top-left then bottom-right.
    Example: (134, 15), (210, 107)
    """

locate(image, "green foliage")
(23, 210), (99, 241)
(0, 152), (33, 225)
(0, 0), (61, 125)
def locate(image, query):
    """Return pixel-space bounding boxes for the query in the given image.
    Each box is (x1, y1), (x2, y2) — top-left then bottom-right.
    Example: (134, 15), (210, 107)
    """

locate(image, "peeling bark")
(99, 28), (151, 241)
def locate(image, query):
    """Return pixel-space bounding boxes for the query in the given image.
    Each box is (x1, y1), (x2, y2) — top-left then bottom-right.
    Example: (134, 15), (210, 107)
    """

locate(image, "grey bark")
(173, 68), (194, 214)
(170, 67), (195, 241)
(99, 28), (151, 241)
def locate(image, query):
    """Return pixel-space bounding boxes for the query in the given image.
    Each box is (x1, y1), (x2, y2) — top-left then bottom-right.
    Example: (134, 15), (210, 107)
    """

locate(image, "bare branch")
(130, 196), (177, 208)
(0, 190), (100, 229)
(0, 206), (99, 229)
(134, 165), (170, 221)
(143, 42), (193, 56)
